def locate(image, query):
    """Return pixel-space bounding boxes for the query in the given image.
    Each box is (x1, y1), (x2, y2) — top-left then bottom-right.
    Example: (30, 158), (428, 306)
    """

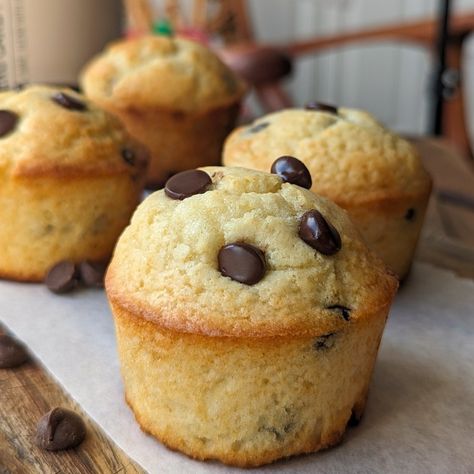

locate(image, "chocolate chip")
(52, 92), (86, 111)
(0, 334), (28, 368)
(405, 208), (416, 221)
(327, 305), (351, 321)
(45, 261), (79, 294)
(348, 407), (363, 427)
(165, 169), (212, 200)
(0, 110), (18, 137)
(121, 148), (135, 166)
(218, 243), (266, 285)
(35, 407), (86, 451)
(299, 210), (341, 255)
(313, 333), (336, 351)
(271, 156), (312, 189)
(305, 101), (338, 114)
(79, 261), (107, 288)
(248, 122), (269, 134)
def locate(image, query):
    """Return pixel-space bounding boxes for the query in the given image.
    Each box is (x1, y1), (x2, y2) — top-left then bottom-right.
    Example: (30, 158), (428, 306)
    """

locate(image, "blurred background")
(1, 0), (473, 156)
(246, 0), (474, 138)
(150, 0), (474, 158)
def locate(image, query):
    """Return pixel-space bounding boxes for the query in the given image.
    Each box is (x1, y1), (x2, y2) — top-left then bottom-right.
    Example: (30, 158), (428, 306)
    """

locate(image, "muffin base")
(346, 190), (431, 280)
(108, 102), (241, 188)
(0, 174), (142, 281)
(111, 301), (389, 467)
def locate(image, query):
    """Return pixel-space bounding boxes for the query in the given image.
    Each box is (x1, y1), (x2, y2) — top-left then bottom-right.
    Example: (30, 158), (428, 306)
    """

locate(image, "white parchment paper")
(1, 263), (474, 474)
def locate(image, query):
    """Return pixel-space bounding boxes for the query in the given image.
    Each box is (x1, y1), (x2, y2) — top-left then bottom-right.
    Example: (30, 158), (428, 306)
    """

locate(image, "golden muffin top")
(0, 85), (148, 179)
(223, 107), (431, 206)
(106, 165), (397, 338)
(81, 35), (246, 113)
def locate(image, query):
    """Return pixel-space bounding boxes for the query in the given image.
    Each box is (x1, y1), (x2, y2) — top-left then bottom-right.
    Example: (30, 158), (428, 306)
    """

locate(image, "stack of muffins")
(1, 32), (432, 467)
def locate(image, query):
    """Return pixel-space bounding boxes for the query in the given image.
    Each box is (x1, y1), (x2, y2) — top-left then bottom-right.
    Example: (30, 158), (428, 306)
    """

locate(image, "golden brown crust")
(107, 278), (395, 338)
(127, 392), (350, 468)
(112, 304), (381, 467)
(342, 187), (431, 212)
(106, 166), (398, 337)
(0, 175), (142, 282)
(346, 189), (432, 279)
(14, 161), (143, 179)
(0, 267), (52, 283)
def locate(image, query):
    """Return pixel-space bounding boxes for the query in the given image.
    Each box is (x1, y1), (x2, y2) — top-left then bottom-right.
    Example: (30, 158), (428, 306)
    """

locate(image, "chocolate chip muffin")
(0, 85), (148, 282)
(223, 106), (432, 279)
(81, 35), (246, 188)
(106, 164), (398, 467)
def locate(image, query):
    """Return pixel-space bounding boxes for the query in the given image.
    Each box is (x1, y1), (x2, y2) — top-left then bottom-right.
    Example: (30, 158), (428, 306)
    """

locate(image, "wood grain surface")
(0, 138), (473, 474)
(0, 348), (145, 474)
(413, 138), (474, 279)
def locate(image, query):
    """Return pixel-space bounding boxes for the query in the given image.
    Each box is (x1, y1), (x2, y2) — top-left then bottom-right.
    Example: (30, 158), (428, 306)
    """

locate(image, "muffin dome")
(0, 86), (146, 177)
(107, 166), (397, 337)
(223, 107), (432, 278)
(81, 35), (246, 113)
(224, 108), (430, 205)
